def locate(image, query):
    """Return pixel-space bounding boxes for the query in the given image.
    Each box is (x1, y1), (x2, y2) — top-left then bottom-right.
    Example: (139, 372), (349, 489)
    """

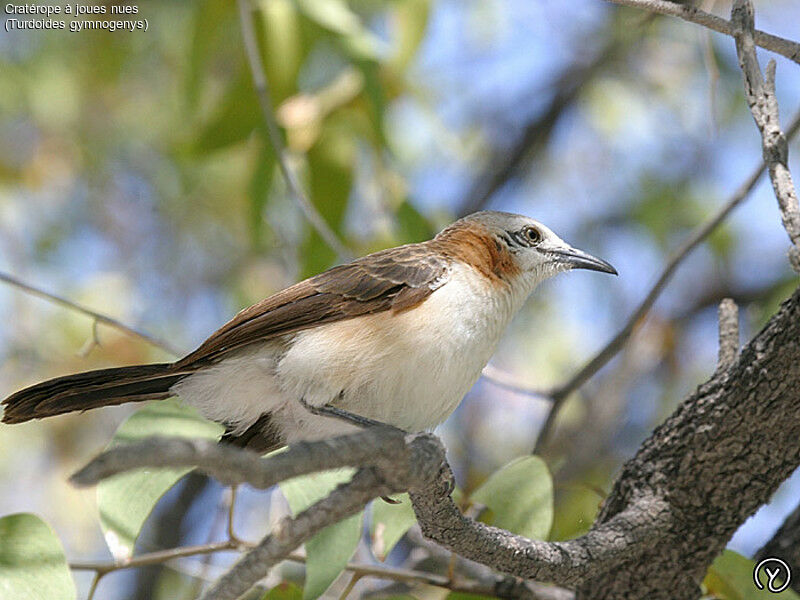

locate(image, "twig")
(70, 541), (552, 599)
(481, 364), (549, 399)
(0, 271), (182, 357)
(532, 109), (800, 454)
(237, 0), (353, 261)
(732, 0), (800, 274)
(457, 24), (629, 216)
(70, 540), (248, 575)
(337, 572), (362, 600)
(86, 573), (101, 600)
(200, 468), (393, 600)
(605, 0), (800, 65)
(716, 298), (739, 369)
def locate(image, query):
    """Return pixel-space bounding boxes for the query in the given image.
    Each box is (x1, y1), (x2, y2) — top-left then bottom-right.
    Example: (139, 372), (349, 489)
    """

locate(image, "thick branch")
(71, 427), (407, 489)
(409, 458), (669, 587)
(607, 0), (800, 65)
(580, 285), (800, 598)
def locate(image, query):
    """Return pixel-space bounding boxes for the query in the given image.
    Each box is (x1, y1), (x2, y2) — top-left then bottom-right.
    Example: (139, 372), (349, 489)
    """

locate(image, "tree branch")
(200, 468), (393, 600)
(732, 0), (800, 273)
(68, 281), (800, 600)
(579, 284), (800, 598)
(237, 0), (353, 261)
(716, 298), (739, 369)
(606, 0), (800, 66)
(532, 108), (800, 454)
(755, 502), (800, 594)
(0, 270), (182, 357)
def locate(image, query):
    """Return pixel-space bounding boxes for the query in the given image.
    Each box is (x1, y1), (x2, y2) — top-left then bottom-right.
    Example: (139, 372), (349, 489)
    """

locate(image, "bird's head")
(437, 210), (617, 290)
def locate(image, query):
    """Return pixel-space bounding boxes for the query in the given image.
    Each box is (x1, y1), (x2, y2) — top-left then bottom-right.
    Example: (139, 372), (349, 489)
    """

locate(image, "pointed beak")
(549, 246), (618, 275)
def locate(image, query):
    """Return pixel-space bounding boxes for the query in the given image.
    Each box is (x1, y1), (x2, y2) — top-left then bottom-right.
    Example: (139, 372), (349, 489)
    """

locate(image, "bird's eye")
(523, 226), (542, 246)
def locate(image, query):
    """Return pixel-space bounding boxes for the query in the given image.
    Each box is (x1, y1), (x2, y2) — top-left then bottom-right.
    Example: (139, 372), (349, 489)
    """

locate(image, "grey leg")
(298, 398), (402, 431)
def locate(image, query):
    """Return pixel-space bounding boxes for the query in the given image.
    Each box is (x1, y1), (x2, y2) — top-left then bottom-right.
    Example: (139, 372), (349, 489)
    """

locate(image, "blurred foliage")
(704, 551), (800, 600)
(97, 400), (222, 560)
(1, 0), (800, 598)
(470, 455), (553, 541)
(0, 513), (76, 600)
(280, 468), (362, 599)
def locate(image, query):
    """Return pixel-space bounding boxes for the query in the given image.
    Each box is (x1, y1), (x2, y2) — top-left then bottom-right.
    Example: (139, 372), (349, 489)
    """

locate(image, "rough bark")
(578, 284), (800, 598)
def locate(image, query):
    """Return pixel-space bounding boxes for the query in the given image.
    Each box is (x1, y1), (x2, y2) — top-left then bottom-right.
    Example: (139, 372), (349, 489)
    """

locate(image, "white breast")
(173, 262), (530, 443)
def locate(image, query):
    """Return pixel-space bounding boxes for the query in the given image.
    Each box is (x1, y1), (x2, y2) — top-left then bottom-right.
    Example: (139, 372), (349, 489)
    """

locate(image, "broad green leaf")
(470, 456), (553, 541)
(262, 582), (304, 600)
(280, 469), (363, 600)
(0, 513), (76, 600)
(370, 493), (416, 561)
(704, 550), (799, 599)
(97, 400), (223, 559)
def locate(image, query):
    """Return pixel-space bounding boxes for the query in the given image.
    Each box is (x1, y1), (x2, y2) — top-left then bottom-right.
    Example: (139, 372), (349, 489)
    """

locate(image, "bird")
(1, 211), (616, 454)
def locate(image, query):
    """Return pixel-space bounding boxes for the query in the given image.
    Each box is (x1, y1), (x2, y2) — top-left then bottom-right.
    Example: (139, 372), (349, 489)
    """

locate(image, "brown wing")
(175, 243), (451, 369)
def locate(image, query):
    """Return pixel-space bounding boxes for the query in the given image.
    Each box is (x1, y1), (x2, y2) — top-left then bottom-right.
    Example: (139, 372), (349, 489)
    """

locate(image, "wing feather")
(176, 244), (450, 368)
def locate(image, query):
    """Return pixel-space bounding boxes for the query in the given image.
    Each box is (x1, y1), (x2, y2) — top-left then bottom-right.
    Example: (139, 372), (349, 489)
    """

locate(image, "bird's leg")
(298, 396), (405, 505)
(298, 396), (403, 432)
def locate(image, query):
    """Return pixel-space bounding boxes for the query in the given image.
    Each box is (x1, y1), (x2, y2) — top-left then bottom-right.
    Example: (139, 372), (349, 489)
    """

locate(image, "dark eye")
(523, 226), (542, 246)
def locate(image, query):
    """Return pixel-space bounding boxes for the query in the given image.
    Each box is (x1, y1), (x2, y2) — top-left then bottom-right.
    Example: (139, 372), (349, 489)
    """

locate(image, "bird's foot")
(298, 398), (405, 434)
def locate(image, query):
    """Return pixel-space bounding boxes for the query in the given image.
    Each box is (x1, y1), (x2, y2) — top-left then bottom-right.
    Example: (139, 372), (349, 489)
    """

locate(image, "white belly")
(173, 263), (527, 443)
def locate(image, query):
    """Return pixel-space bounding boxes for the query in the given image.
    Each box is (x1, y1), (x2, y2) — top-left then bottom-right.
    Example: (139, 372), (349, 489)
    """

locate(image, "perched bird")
(1, 211), (616, 453)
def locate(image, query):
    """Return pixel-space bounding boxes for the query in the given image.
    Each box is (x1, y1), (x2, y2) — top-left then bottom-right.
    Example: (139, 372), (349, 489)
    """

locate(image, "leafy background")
(1, 0), (799, 598)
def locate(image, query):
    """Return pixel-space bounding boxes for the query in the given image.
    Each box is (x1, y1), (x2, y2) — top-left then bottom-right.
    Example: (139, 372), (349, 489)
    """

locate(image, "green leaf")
(194, 68), (262, 154)
(97, 400), (223, 559)
(300, 119), (354, 278)
(370, 493), (416, 561)
(389, 0), (431, 72)
(295, 0), (384, 61)
(262, 582), (304, 600)
(259, 0), (303, 100)
(280, 469), (363, 600)
(396, 200), (434, 243)
(0, 513), (76, 600)
(470, 456), (553, 541)
(704, 550), (800, 599)
(186, 0), (235, 109)
(446, 593), (497, 600)
(249, 141), (277, 250)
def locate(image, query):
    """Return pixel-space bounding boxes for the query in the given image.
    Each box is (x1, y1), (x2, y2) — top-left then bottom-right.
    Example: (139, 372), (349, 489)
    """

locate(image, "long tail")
(1, 363), (185, 424)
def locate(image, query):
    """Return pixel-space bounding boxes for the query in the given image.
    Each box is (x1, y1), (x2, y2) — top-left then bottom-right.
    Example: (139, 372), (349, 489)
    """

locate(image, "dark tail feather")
(1, 363), (185, 424)
(220, 413), (284, 455)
